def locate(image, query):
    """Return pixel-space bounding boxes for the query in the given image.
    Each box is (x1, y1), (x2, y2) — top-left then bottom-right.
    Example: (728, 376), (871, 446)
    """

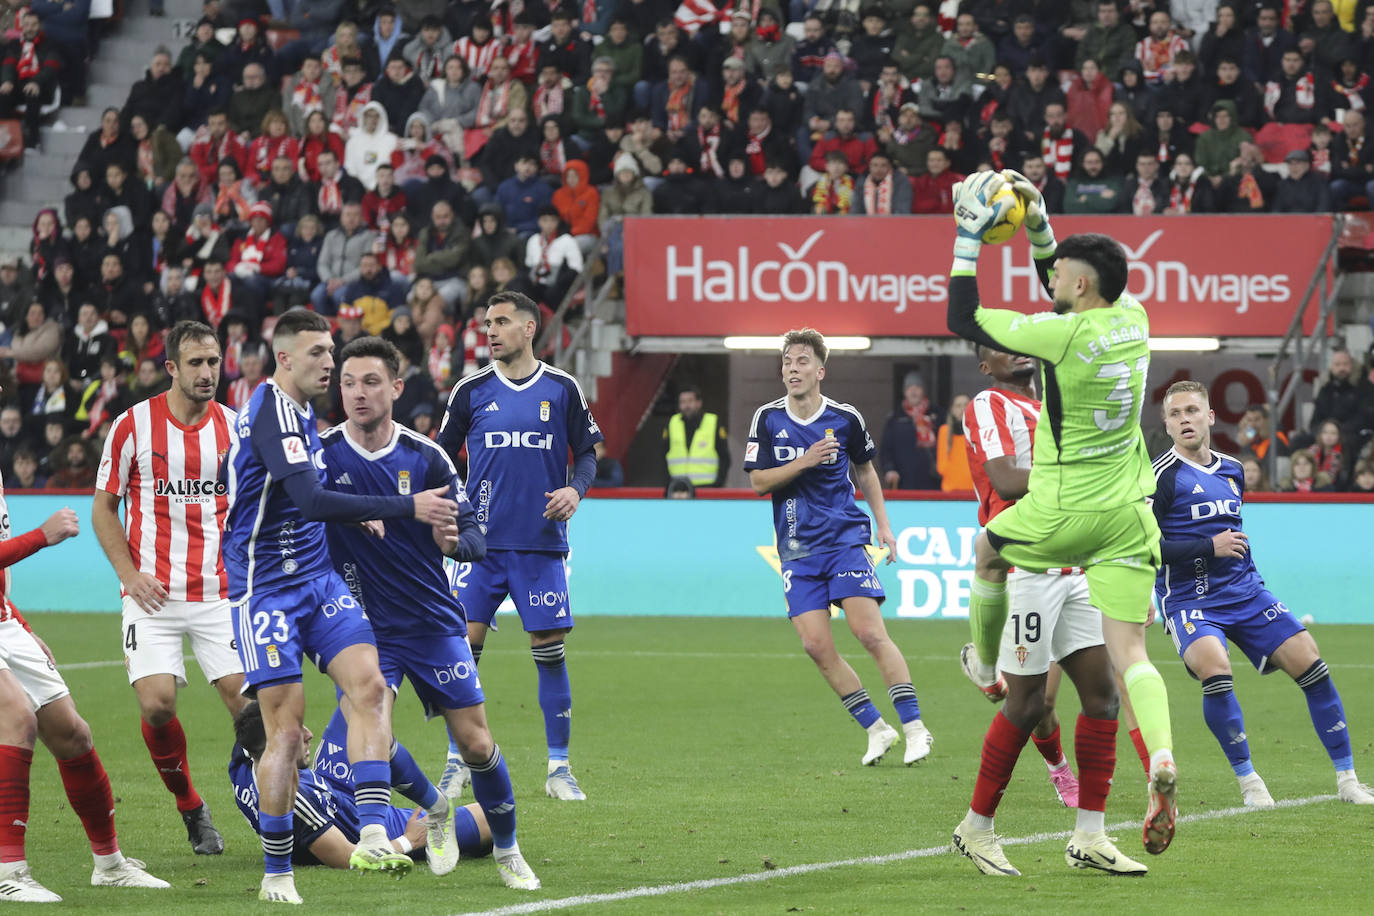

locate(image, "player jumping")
(223, 309), (459, 904)
(437, 292), (602, 802)
(321, 336), (540, 889)
(230, 702), (496, 871)
(93, 320), (247, 857)
(1153, 381), (1374, 807)
(947, 170), (1178, 855)
(952, 345), (1145, 877)
(744, 328), (933, 767)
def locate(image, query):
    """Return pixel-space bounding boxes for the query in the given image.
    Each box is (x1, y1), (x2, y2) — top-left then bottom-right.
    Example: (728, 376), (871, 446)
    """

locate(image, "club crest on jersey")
(539, 400), (550, 422)
(398, 470), (411, 495)
(1229, 477), (1239, 496)
(266, 644), (281, 668)
(1015, 645), (1028, 666)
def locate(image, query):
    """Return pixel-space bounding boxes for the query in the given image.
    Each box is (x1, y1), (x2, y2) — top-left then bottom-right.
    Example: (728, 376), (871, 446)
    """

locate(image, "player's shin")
(1120, 660), (1173, 759)
(0, 746), (32, 865)
(352, 760), (394, 830)
(55, 749), (119, 858)
(969, 577), (1009, 670)
(532, 640), (572, 763)
(141, 717), (203, 812)
(388, 738), (441, 812)
(466, 745), (516, 849)
(969, 712), (1032, 825)
(1073, 714), (1118, 834)
(1295, 660), (1354, 771)
(1200, 676), (1254, 776)
(258, 812), (295, 876)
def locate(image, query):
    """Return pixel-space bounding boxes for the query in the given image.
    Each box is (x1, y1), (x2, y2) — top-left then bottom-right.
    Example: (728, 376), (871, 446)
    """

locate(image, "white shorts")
(997, 570), (1104, 677)
(121, 596), (243, 687)
(0, 617), (70, 711)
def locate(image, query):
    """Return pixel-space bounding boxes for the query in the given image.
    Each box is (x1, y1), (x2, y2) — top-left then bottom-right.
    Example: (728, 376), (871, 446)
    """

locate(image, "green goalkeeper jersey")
(964, 294), (1157, 512)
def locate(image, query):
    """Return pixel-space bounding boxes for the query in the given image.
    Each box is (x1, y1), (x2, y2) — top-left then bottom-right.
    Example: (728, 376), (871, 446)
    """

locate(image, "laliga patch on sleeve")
(745, 441), (759, 463)
(283, 436), (308, 465)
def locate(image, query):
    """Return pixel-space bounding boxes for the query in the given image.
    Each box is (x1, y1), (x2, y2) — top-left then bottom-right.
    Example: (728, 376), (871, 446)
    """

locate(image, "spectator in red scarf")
(854, 152), (912, 214)
(1265, 48), (1331, 126)
(650, 55), (705, 145)
(382, 211), (417, 283)
(809, 150), (855, 214)
(879, 372), (940, 490)
(248, 111), (300, 185)
(464, 55), (525, 160)
(0, 11), (60, 150)
(189, 108), (249, 186)
(362, 163), (409, 229)
(308, 147), (366, 232)
(196, 258), (251, 328)
(297, 109), (346, 183)
(910, 147), (961, 213)
(228, 202), (286, 306)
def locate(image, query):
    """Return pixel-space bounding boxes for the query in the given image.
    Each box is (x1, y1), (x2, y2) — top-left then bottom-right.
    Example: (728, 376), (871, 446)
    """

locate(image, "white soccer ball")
(1300, 614), (1315, 626)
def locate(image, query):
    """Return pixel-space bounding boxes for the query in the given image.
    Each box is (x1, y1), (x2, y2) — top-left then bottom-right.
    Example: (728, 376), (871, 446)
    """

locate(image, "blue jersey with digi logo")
(320, 422), (470, 640)
(229, 745), (340, 860)
(1151, 447), (1265, 614)
(223, 379), (333, 601)
(436, 362), (602, 553)
(743, 396), (877, 563)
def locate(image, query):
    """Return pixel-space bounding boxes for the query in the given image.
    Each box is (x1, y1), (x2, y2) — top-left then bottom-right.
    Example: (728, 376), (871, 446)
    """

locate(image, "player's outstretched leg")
(0, 672), (61, 903)
(792, 609), (898, 765)
(839, 598), (933, 764)
(438, 731), (471, 800)
(532, 636), (584, 800)
(1280, 641), (1374, 804)
(457, 727), (539, 891)
(138, 701), (224, 855)
(1199, 674), (1273, 808)
(963, 535), (1010, 700)
(387, 736), (457, 875)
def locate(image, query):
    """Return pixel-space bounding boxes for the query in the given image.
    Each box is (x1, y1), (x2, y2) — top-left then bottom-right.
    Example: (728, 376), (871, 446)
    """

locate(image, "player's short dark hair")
(234, 701), (267, 759)
(488, 290), (542, 337)
(274, 307), (332, 341)
(1054, 233), (1128, 303)
(165, 320), (218, 364)
(782, 327), (828, 365)
(340, 335), (401, 379)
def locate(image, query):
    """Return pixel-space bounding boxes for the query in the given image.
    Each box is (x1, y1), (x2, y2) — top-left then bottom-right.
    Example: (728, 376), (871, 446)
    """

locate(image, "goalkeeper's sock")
(466, 745), (516, 849)
(1121, 661), (1173, 757)
(1296, 659), (1355, 771)
(1201, 675), (1253, 777)
(969, 576), (1008, 669)
(388, 738), (440, 811)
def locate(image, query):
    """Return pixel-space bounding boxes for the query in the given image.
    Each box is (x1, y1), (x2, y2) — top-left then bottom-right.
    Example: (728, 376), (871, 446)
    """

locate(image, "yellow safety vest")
(666, 412), (720, 485)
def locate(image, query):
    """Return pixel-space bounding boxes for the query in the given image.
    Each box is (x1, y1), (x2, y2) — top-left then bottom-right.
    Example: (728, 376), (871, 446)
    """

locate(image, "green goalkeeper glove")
(1001, 168), (1055, 252)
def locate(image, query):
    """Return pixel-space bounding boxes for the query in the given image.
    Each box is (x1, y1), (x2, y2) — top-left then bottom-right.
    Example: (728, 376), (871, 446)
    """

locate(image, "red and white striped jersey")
(453, 36), (504, 79)
(963, 386), (1039, 527)
(96, 394), (237, 602)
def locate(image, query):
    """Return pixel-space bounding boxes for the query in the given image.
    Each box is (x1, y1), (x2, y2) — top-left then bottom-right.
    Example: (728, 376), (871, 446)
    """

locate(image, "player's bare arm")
(983, 456), (1030, 501)
(91, 491), (168, 614)
(851, 460), (897, 564)
(748, 437), (840, 496)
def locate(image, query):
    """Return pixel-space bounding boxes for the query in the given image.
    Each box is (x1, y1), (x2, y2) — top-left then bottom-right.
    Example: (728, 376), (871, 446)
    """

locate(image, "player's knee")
(799, 635), (835, 665)
(851, 625), (890, 656)
(46, 714), (93, 759)
(0, 707), (37, 748)
(1294, 658), (1332, 694)
(267, 721), (306, 755)
(344, 672), (389, 713)
(1082, 684), (1119, 720)
(139, 696), (177, 728)
(458, 729), (494, 763)
(1004, 693), (1047, 732)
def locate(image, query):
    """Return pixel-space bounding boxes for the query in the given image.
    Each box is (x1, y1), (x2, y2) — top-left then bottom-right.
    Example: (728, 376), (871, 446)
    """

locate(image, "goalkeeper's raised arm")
(945, 169), (1072, 366)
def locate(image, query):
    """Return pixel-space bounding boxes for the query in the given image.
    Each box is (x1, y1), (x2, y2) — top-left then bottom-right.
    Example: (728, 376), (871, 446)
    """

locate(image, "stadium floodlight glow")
(722, 336), (872, 351)
(1148, 337), (1220, 352)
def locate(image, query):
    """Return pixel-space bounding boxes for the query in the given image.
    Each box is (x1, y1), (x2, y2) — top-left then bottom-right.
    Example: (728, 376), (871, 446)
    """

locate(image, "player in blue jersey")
(1153, 380), (1374, 807)
(743, 328), (933, 767)
(320, 336), (540, 890)
(222, 309), (460, 904)
(437, 292), (603, 802)
(229, 702), (495, 871)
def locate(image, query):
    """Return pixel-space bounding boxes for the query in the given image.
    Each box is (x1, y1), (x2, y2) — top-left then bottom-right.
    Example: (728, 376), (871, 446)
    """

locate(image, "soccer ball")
(981, 185), (1026, 245)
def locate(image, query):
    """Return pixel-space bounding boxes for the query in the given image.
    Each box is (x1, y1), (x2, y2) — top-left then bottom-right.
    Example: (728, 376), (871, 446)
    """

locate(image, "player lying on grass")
(952, 345), (1144, 877)
(946, 169), (1178, 855)
(231, 702), (495, 870)
(1153, 381), (1374, 807)
(744, 328), (933, 767)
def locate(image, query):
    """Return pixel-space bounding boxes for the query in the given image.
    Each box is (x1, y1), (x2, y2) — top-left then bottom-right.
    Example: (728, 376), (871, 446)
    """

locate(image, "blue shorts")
(452, 550), (573, 633)
(1161, 588), (1306, 676)
(232, 572), (375, 690)
(780, 546), (884, 618)
(376, 633), (484, 718)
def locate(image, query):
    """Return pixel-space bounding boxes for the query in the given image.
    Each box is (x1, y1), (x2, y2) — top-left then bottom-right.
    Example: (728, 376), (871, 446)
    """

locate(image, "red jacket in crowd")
(911, 169), (963, 214)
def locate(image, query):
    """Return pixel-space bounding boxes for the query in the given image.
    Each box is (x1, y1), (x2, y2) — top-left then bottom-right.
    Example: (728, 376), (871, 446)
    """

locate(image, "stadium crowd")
(4, 0), (1374, 487)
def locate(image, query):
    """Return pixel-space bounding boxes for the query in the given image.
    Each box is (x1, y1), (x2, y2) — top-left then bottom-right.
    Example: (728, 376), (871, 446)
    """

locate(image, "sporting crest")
(1014, 644), (1028, 666)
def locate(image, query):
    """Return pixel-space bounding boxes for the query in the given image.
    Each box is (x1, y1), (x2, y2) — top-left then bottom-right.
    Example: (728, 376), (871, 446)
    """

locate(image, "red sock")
(970, 712), (1032, 818)
(1128, 727), (1151, 776)
(141, 718), (203, 813)
(0, 746), (33, 863)
(56, 749), (119, 856)
(1074, 714), (1119, 814)
(1031, 724), (1066, 768)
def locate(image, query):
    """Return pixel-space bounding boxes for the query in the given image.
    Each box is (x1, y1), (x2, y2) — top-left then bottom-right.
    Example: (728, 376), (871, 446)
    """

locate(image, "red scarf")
(1133, 177), (1156, 215)
(1236, 171), (1264, 209)
(533, 82), (565, 120)
(533, 232), (557, 280)
(582, 0), (598, 27)
(455, 35), (501, 78)
(476, 79), (511, 127)
(507, 40), (539, 83)
(721, 79), (744, 124)
(745, 125), (769, 174)
(292, 77), (323, 115)
(1264, 72), (1315, 118)
(540, 139), (566, 177)
(137, 140), (155, 184)
(201, 279), (232, 327)
(1315, 442), (1343, 478)
(1346, 132), (1364, 168)
(586, 82), (606, 118)
(429, 337), (454, 388)
(904, 398), (935, 447)
(227, 376), (263, 410)
(462, 316), (490, 375)
(1334, 74), (1368, 112)
(385, 237), (415, 275)
(254, 135), (297, 176)
(665, 77), (694, 132)
(697, 124), (724, 177)
(871, 82), (902, 132)
(333, 82), (372, 132)
(1312, 146), (1331, 175)
(1169, 177), (1195, 213)
(237, 228), (272, 267)
(862, 172), (893, 214)
(318, 175), (342, 215)
(17, 37), (39, 80)
(1042, 127), (1074, 180)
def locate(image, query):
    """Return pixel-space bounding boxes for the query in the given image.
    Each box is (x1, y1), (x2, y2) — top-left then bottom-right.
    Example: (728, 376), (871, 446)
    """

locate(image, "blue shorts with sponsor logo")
(452, 549), (573, 633)
(1161, 587), (1305, 675)
(780, 545), (884, 618)
(376, 633), (484, 718)
(232, 571), (375, 689)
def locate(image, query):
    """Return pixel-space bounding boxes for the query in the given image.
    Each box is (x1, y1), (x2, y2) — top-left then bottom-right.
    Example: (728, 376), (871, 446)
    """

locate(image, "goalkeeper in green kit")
(944, 170), (1178, 857)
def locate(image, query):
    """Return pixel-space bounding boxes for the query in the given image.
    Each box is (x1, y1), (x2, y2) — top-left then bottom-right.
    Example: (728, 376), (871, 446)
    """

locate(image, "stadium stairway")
(0, 0), (194, 256)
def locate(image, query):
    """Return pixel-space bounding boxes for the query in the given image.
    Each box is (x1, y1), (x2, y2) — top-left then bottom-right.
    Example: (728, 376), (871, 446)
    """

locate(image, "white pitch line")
(60, 655), (194, 671)
(453, 794), (1336, 916)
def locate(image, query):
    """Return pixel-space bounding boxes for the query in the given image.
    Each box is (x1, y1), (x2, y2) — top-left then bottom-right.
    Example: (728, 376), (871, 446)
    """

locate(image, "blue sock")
(259, 811), (294, 875)
(467, 745), (516, 849)
(447, 730), (460, 757)
(389, 739), (439, 811)
(1297, 659), (1354, 771)
(1201, 675), (1254, 777)
(352, 759), (392, 830)
(887, 683), (921, 724)
(840, 688), (882, 729)
(532, 640), (572, 761)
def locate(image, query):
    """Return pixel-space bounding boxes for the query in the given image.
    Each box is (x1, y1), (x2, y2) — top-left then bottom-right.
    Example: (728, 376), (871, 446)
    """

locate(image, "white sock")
(426, 794), (450, 817)
(1045, 755), (1068, 771)
(358, 823), (389, 846)
(93, 851), (124, 870)
(548, 758), (569, 774)
(263, 872), (295, 883)
(493, 841), (521, 860)
(1075, 809), (1105, 834)
(1337, 769), (1356, 783)
(0, 859), (26, 878)
(966, 809), (994, 831)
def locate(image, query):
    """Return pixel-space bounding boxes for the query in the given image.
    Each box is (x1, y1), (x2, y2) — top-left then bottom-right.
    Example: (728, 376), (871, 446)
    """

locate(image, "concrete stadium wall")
(10, 493), (1372, 624)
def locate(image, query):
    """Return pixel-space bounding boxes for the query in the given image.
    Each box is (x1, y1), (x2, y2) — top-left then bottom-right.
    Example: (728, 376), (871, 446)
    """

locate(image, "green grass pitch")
(16, 614), (1373, 914)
